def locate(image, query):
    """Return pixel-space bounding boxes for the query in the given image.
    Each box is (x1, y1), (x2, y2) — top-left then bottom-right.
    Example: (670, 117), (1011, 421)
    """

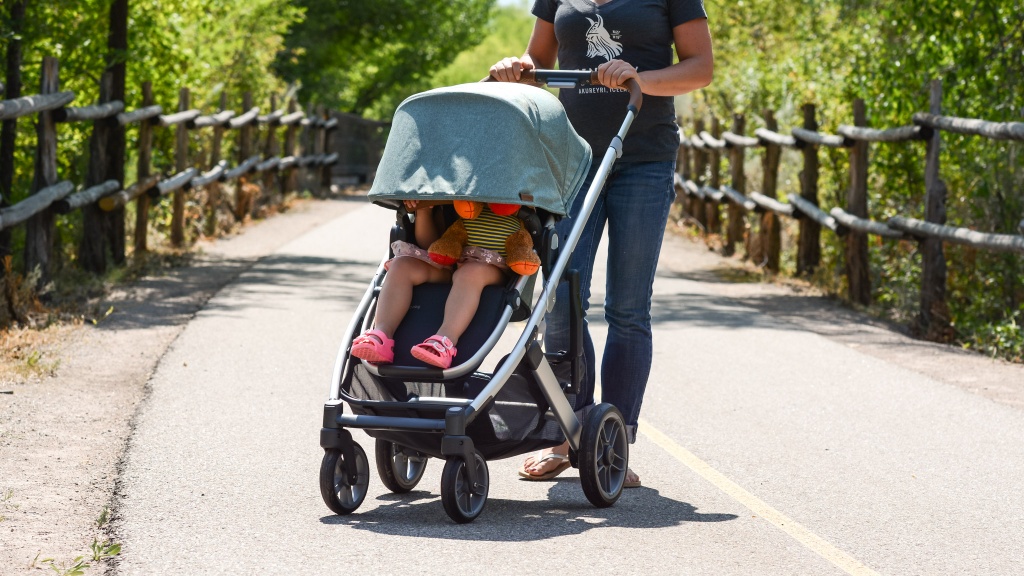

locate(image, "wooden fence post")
(692, 117), (707, 230)
(281, 98), (299, 199)
(797, 103), (822, 275)
(725, 113), (746, 257)
(170, 87), (189, 247)
(79, 71), (114, 272)
(321, 111), (334, 194)
(262, 94), (280, 206)
(0, 0), (26, 262)
(234, 91), (254, 221)
(706, 116), (721, 235)
(760, 109), (782, 272)
(134, 81), (154, 254)
(204, 91), (227, 237)
(24, 56), (60, 284)
(312, 105), (325, 196)
(846, 99), (871, 304)
(918, 79), (950, 338)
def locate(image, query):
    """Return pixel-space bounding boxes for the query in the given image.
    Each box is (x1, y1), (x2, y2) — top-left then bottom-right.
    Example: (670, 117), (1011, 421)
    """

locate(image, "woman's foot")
(519, 442), (570, 480)
(624, 468), (641, 488)
(520, 442), (642, 488)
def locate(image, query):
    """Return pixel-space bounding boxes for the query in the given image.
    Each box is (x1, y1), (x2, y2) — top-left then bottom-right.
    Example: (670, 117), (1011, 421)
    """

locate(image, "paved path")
(111, 201), (1024, 575)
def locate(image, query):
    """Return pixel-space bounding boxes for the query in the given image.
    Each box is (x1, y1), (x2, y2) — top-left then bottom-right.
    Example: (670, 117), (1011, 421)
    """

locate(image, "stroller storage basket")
(344, 359), (565, 460)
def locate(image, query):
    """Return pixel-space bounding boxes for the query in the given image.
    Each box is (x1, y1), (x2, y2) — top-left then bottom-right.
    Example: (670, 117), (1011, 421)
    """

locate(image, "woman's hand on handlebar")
(490, 57), (535, 82)
(597, 59), (643, 92)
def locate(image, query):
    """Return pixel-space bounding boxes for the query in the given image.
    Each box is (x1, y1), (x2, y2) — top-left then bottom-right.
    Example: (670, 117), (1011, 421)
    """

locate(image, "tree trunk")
(105, 0), (128, 263)
(134, 82), (154, 254)
(0, 0), (26, 261)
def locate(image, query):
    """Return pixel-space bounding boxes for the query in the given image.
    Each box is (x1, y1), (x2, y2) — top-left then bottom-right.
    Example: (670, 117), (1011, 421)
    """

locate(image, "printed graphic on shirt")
(584, 14), (622, 61)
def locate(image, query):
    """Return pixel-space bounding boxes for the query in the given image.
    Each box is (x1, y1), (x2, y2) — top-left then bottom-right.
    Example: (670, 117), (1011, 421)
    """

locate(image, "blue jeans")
(545, 160), (676, 442)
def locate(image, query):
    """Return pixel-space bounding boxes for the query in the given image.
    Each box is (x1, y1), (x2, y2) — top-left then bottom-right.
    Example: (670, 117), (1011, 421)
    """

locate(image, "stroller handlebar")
(487, 69), (643, 113)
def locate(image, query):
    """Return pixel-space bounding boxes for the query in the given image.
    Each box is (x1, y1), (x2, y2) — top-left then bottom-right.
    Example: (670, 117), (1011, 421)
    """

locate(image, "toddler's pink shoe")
(350, 329), (394, 364)
(410, 335), (457, 369)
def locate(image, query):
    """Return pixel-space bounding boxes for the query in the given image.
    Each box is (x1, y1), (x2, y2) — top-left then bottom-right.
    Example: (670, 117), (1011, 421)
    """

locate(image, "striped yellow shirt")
(462, 207), (521, 257)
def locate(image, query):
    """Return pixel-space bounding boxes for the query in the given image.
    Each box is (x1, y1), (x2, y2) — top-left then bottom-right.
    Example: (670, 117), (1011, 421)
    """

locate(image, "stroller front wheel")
(440, 452), (489, 523)
(319, 444), (370, 515)
(578, 402), (628, 508)
(375, 439), (428, 493)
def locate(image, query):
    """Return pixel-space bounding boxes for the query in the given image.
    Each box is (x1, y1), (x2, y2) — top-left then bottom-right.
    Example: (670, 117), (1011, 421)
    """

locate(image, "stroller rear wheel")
(440, 452), (489, 523)
(375, 439), (428, 493)
(319, 444), (370, 515)
(578, 403), (628, 508)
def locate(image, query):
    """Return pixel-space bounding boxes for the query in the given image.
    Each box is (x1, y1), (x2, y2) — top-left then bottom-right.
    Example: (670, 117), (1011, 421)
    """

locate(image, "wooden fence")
(676, 80), (1024, 338)
(0, 56), (340, 284)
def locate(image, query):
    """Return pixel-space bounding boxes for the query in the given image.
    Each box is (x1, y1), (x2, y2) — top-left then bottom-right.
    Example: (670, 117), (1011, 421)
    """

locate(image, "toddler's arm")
(404, 200), (443, 248)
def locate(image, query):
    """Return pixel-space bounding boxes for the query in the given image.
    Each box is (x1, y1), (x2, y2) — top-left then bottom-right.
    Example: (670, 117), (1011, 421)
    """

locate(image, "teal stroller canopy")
(368, 82), (592, 216)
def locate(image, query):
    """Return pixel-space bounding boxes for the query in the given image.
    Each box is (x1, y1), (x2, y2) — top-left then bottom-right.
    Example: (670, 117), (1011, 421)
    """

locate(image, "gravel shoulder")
(1, 200), (1020, 573)
(0, 198), (362, 573)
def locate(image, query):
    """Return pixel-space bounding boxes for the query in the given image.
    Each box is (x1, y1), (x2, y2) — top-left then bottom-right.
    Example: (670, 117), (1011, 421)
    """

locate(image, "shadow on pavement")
(319, 480), (737, 540)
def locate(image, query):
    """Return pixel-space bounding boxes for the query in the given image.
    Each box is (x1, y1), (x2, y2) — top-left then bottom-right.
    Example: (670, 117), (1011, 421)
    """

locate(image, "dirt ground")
(1, 197), (1022, 574)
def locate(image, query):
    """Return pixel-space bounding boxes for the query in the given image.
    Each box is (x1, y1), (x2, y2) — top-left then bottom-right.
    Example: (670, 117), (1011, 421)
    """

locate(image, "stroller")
(320, 70), (643, 523)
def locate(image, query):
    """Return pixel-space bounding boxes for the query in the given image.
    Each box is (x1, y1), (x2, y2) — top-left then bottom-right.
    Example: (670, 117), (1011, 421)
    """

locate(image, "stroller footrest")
(337, 413), (446, 432)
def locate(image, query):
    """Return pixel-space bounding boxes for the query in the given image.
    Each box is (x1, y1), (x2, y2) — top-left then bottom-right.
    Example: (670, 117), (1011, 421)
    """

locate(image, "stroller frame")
(320, 71), (643, 523)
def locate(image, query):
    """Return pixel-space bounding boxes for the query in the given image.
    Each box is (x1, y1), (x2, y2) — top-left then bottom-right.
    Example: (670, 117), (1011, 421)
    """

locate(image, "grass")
(0, 488), (17, 522)
(30, 507), (121, 575)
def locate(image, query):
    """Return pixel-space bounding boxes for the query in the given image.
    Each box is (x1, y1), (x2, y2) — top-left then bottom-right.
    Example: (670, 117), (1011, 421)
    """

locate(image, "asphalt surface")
(110, 200), (1024, 575)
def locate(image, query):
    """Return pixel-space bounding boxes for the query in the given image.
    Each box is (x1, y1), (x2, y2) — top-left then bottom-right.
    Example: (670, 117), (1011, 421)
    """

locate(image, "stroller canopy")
(368, 82), (592, 216)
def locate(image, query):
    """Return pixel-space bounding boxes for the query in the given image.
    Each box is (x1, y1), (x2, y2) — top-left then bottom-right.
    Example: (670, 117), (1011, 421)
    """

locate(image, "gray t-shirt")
(532, 0), (707, 162)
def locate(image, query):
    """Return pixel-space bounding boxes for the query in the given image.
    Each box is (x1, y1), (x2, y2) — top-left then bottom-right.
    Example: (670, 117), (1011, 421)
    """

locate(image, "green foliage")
(431, 4), (536, 87)
(276, 0), (496, 118)
(699, 0), (1023, 360)
(40, 556), (89, 576)
(89, 537), (121, 562)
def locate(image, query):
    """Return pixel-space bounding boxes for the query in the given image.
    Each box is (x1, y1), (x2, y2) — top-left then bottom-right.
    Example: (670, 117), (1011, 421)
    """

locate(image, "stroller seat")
(389, 283), (508, 369)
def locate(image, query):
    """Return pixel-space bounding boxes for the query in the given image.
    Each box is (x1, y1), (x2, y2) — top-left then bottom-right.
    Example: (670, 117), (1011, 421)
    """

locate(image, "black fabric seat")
(391, 283), (507, 368)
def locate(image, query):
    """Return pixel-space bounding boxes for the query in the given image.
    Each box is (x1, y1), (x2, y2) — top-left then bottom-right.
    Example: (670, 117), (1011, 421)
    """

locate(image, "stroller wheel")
(375, 439), (428, 493)
(440, 452), (489, 523)
(319, 444), (369, 515)
(578, 403), (628, 508)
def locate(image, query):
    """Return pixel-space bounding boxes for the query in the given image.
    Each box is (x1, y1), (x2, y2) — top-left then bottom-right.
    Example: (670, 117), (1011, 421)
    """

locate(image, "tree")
(275, 0), (495, 117)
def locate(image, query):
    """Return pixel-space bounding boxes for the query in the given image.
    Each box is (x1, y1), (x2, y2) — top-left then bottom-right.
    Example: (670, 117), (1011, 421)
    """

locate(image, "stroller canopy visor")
(368, 82), (592, 216)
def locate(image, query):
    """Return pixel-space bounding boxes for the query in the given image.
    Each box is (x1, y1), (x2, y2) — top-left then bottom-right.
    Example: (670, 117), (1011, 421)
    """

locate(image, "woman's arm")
(597, 18), (713, 96)
(489, 19), (558, 82)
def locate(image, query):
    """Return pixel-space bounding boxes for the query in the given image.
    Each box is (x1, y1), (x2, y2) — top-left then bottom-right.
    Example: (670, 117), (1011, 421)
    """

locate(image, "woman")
(490, 0), (713, 487)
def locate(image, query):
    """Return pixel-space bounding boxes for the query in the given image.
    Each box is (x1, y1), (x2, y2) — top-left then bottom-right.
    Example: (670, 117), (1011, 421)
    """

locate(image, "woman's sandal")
(410, 334), (457, 369)
(518, 451), (571, 481)
(350, 329), (395, 364)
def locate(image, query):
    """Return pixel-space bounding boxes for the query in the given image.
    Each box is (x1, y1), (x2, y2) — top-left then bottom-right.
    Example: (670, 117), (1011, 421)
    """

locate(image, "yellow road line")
(638, 419), (882, 576)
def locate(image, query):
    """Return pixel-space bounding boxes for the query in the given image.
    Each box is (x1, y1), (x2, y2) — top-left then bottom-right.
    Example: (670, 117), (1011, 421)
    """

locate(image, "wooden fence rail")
(676, 78), (1023, 337)
(0, 56), (339, 285)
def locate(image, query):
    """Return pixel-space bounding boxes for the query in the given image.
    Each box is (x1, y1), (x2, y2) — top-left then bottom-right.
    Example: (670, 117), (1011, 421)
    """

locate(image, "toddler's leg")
(435, 262), (505, 344)
(374, 257), (451, 337)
